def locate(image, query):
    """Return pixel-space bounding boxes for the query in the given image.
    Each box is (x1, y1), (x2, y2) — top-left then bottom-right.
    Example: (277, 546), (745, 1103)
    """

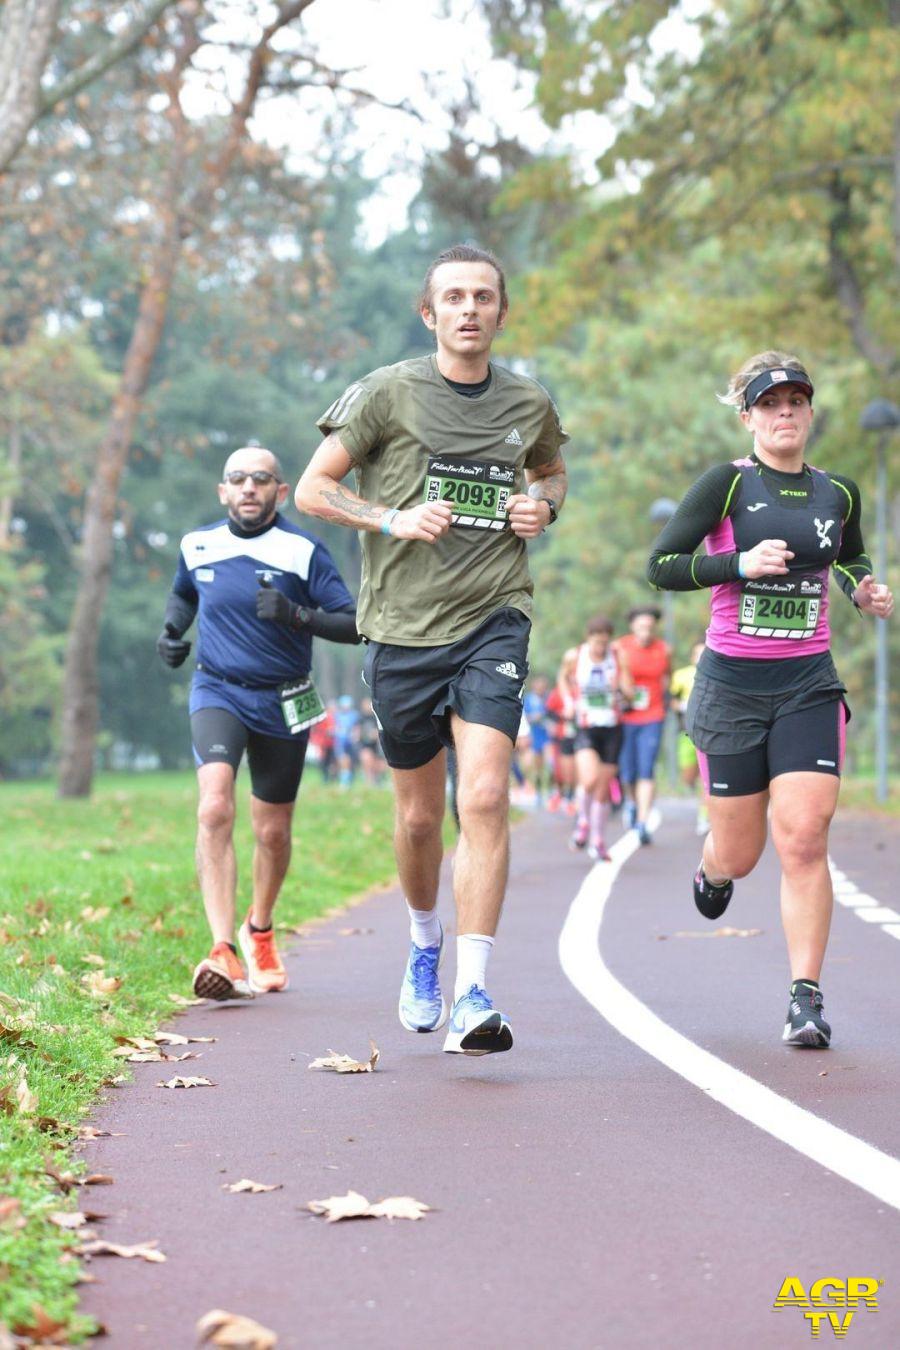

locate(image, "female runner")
(567, 616), (633, 860)
(648, 352), (893, 1047)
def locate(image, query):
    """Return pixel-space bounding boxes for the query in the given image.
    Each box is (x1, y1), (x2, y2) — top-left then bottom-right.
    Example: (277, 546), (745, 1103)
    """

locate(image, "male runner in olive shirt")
(295, 244), (568, 1055)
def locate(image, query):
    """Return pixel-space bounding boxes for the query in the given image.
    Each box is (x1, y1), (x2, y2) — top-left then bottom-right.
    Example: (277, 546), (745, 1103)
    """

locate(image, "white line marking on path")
(558, 813), (900, 1213)
(828, 861), (900, 942)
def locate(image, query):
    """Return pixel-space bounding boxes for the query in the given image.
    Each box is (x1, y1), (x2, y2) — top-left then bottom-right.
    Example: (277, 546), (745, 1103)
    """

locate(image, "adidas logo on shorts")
(495, 662), (519, 678)
(504, 427), (524, 446)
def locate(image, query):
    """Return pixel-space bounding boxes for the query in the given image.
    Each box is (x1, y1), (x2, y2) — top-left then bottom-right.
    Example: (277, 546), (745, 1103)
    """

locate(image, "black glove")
(256, 577), (306, 629)
(157, 622), (191, 668)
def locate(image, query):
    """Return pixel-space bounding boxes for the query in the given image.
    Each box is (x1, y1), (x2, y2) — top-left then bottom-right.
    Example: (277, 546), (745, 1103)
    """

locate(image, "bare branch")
(262, 76), (425, 121)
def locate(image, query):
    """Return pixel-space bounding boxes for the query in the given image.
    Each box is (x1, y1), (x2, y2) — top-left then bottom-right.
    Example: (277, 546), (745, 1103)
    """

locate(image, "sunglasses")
(223, 470), (281, 486)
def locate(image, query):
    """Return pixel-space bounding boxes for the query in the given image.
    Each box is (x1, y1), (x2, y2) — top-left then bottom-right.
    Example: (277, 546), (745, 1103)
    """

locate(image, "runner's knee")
(396, 797), (444, 843)
(197, 791), (235, 834)
(457, 771), (509, 825)
(254, 817), (292, 853)
(771, 809), (830, 872)
(710, 834), (764, 879)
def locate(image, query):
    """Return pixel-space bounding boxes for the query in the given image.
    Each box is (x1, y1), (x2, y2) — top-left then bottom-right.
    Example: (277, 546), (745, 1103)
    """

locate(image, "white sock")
(407, 903), (441, 949)
(589, 798), (607, 843)
(454, 933), (494, 1001)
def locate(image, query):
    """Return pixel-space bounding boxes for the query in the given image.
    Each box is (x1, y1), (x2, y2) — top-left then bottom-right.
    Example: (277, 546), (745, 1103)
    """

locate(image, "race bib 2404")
(739, 575), (822, 640)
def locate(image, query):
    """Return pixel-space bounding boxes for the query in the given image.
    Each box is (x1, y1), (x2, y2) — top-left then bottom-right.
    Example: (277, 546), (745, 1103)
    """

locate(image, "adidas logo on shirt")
(496, 662), (519, 678)
(504, 428), (524, 446)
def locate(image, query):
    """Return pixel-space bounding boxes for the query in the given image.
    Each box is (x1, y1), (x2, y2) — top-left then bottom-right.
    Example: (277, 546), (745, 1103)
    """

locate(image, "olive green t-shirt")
(316, 355), (568, 646)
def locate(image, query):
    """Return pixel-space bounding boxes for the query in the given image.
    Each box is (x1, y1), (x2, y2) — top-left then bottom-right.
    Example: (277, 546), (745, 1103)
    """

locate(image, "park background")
(1, 0), (897, 794)
(0, 2), (898, 1340)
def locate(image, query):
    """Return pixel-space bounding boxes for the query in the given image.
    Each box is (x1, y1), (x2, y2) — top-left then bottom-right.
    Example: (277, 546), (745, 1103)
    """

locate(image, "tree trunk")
(0, 0), (60, 174)
(827, 178), (898, 379)
(56, 2), (315, 796)
(57, 215), (182, 796)
(0, 412), (22, 549)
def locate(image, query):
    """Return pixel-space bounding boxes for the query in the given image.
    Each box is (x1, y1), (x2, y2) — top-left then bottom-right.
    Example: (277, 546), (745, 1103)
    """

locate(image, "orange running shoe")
(238, 913), (289, 993)
(192, 942), (254, 1001)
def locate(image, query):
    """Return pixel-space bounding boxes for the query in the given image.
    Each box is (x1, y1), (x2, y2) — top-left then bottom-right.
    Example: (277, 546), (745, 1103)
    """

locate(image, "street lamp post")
(859, 399), (900, 804)
(649, 497), (680, 787)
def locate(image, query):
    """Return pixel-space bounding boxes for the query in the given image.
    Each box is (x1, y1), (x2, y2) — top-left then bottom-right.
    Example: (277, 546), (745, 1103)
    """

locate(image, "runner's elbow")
(294, 473), (323, 517)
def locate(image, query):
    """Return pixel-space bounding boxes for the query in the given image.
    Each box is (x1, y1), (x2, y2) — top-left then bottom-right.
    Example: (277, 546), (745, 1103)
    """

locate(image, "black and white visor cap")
(743, 367), (814, 410)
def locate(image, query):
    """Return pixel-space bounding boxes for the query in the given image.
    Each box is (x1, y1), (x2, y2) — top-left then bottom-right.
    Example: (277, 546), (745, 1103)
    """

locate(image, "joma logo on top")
(773, 1277), (881, 1338)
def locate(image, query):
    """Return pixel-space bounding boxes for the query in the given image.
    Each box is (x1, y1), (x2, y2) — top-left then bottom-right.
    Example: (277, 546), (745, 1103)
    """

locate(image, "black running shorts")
(573, 725), (623, 764)
(191, 707), (308, 804)
(695, 697), (847, 797)
(362, 606), (531, 770)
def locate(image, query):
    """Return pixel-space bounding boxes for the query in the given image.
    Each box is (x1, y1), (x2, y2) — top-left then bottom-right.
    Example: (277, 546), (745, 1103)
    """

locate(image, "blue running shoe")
(443, 985), (513, 1056)
(398, 928), (447, 1032)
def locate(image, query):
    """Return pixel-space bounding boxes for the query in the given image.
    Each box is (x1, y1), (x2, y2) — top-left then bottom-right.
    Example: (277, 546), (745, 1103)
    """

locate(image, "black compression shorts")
(191, 707), (308, 803)
(696, 697), (847, 797)
(573, 725), (623, 764)
(362, 606), (530, 770)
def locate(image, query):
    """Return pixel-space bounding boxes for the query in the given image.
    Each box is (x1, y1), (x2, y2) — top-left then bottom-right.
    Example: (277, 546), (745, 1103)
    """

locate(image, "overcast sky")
(199, 0), (704, 245)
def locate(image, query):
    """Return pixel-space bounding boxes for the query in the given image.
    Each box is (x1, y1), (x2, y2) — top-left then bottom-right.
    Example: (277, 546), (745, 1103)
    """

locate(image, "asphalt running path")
(81, 802), (900, 1348)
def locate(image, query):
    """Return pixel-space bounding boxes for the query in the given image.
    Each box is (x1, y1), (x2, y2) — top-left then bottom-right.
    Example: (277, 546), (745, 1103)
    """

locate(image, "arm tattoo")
(320, 483), (383, 526)
(527, 467), (568, 511)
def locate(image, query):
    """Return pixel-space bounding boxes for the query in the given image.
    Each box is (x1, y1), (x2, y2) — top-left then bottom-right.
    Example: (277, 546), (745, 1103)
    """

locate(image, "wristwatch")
(543, 498), (558, 526)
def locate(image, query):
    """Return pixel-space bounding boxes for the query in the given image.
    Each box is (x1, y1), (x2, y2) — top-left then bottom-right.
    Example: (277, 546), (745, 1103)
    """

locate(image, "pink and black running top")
(648, 453), (871, 662)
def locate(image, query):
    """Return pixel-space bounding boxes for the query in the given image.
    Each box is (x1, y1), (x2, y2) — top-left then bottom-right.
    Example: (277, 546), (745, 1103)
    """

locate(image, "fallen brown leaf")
(81, 1239), (165, 1263)
(15, 1072), (37, 1115)
(0, 1196), (24, 1229)
(168, 993), (203, 1006)
(76, 1126), (124, 1140)
(44, 1161), (79, 1192)
(308, 1041), (379, 1074)
(196, 1307), (278, 1349)
(307, 1190), (430, 1222)
(82, 953), (106, 966)
(83, 1174), (114, 1186)
(11, 1304), (70, 1344)
(113, 1035), (158, 1052)
(155, 1032), (216, 1045)
(156, 1076), (214, 1089)
(368, 1196), (432, 1221)
(81, 971), (123, 997)
(48, 1210), (88, 1229)
(222, 1179), (282, 1194)
(80, 906), (111, 923)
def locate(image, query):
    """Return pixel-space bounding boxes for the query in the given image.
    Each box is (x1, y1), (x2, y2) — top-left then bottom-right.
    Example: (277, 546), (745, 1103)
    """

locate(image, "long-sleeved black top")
(647, 454), (871, 603)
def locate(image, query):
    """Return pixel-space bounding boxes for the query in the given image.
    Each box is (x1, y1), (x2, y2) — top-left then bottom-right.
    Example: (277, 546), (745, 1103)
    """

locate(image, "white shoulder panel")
(181, 523), (316, 579)
(180, 524), (235, 570)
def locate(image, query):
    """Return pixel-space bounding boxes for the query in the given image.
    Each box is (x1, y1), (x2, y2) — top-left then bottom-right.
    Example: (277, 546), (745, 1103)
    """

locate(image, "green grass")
(0, 772), (399, 1341)
(834, 776), (900, 816)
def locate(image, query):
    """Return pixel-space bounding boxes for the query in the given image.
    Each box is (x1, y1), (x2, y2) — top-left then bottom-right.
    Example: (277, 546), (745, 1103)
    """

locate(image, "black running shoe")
(693, 866), (734, 920)
(783, 984), (831, 1048)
